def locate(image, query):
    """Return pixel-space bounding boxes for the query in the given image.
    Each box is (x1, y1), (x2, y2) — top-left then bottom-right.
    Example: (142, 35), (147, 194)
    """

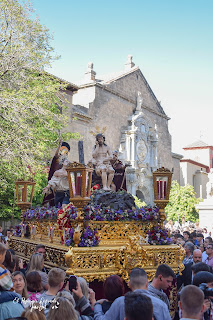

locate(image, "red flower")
(148, 208), (152, 212)
(152, 235), (157, 240)
(138, 214), (142, 219)
(115, 217), (119, 221)
(90, 215), (94, 220)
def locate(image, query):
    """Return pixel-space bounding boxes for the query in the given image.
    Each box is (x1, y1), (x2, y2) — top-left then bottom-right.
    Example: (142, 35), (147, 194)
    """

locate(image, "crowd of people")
(0, 227), (213, 319)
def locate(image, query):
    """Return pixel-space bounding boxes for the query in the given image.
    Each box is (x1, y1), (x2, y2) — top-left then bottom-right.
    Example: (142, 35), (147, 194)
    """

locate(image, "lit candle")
(164, 181), (167, 199)
(76, 175), (82, 196)
(160, 180), (163, 199)
(157, 181), (160, 199)
(31, 225), (36, 236)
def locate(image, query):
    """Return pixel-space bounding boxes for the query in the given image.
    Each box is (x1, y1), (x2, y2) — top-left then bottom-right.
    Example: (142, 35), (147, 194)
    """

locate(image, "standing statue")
(110, 150), (128, 191)
(92, 134), (114, 191)
(42, 140), (70, 206)
(43, 159), (70, 208)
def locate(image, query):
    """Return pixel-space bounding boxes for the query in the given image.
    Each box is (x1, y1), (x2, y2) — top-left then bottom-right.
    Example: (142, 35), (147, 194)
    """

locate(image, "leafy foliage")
(165, 181), (201, 223)
(0, 0), (79, 219)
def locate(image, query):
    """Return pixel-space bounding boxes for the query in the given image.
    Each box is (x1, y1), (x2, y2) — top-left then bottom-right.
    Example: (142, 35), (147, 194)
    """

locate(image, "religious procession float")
(11, 165), (184, 275)
(10, 139), (185, 316)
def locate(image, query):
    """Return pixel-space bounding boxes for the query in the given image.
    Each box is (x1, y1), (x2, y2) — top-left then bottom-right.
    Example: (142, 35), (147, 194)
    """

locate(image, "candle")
(31, 225), (36, 236)
(157, 181), (160, 199)
(76, 175), (82, 196)
(164, 181), (167, 199)
(160, 180), (163, 199)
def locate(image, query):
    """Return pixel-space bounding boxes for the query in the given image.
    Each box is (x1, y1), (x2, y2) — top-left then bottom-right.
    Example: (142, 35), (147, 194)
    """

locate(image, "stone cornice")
(73, 111), (93, 122)
(180, 158), (209, 170)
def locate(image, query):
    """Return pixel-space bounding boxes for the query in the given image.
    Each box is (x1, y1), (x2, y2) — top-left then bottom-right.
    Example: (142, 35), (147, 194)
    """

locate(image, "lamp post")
(153, 167), (172, 227)
(15, 179), (36, 219)
(65, 162), (93, 246)
(66, 162), (93, 212)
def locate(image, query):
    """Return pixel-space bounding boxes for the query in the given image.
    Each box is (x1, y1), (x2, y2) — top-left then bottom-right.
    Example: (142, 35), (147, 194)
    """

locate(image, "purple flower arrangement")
(147, 225), (172, 245)
(83, 205), (160, 222)
(65, 226), (100, 247)
(23, 206), (59, 220)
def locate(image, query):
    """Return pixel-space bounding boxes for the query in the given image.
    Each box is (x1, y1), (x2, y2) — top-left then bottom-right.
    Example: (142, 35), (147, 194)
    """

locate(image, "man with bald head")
(177, 249), (203, 289)
(193, 249), (202, 263)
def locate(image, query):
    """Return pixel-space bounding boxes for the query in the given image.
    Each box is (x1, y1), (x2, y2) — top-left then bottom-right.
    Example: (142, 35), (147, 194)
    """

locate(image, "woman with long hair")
(27, 253), (48, 290)
(102, 274), (125, 313)
(12, 271), (28, 300)
(21, 303), (46, 320)
(26, 271), (43, 301)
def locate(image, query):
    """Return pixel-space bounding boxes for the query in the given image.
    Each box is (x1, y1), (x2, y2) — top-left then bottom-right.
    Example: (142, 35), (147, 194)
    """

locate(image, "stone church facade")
(66, 56), (179, 205)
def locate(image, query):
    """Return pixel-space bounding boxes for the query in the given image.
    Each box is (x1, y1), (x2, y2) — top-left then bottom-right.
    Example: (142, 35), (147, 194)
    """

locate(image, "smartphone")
(69, 275), (77, 291)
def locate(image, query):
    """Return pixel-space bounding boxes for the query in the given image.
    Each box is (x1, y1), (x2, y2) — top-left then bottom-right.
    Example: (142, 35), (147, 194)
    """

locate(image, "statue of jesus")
(92, 134), (114, 191)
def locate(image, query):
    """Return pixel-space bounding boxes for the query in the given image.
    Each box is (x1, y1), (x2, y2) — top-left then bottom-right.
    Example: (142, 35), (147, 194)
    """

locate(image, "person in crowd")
(183, 231), (190, 242)
(204, 243), (213, 267)
(0, 244), (13, 291)
(148, 264), (175, 310)
(3, 249), (15, 274)
(193, 271), (213, 288)
(202, 237), (213, 262)
(4, 229), (12, 243)
(54, 286), (94, 320)
(179, 285), (204, 320)
(191, 262), (212, 275)
(26, 271), (43, 301)
(93, 274), (125, 313)
(177, 249), (203, 289)
(35, 244), (47, 273)
(175, 234), (185, 245)
(27, 253), (48, 290)
(124, 291), (153, 320)
(94, 268), (171, 320)
(35, 244), (46, 257)
(196, 233), (204, 247)
(38, 267), (66, 317)
(170, 234), (176, 244)
(21, 303), (46, 320)
(183, 242), (194, 265)
(72, 276), (94, 315)
(0, 243), (25, 319)
(193, 271), (213, 319)
(48, 295), (78, 320)
(191, 231), (199, 246)
(12, 271), (28, 300)
(13, 256), (25, 274)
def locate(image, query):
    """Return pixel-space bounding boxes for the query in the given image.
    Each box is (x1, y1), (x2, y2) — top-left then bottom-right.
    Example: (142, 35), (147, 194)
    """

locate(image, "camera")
(199, 283), (213, 298)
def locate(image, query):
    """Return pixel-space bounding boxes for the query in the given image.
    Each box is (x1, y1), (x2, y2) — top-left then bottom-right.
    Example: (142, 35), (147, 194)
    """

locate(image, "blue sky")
(33, 0), (213, 154)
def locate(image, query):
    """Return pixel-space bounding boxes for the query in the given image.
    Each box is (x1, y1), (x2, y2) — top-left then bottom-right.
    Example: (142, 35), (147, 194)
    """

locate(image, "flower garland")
(147, 225), (172, 245)
(84, 205), (160, 221)
(23, 206), (59, 220)
(65, 226), (100, 247)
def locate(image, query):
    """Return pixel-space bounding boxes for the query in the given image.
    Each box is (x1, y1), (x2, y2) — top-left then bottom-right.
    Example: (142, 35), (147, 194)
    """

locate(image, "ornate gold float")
(11, 166), (184, 282)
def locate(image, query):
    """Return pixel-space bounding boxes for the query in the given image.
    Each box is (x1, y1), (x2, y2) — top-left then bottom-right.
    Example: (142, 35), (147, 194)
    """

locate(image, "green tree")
(165, 180), (201, 223)
(0, 0), (79, 220)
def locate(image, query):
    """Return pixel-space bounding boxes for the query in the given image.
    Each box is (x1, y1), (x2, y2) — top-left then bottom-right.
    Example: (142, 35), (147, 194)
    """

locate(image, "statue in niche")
(136, 91), (143, 111)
